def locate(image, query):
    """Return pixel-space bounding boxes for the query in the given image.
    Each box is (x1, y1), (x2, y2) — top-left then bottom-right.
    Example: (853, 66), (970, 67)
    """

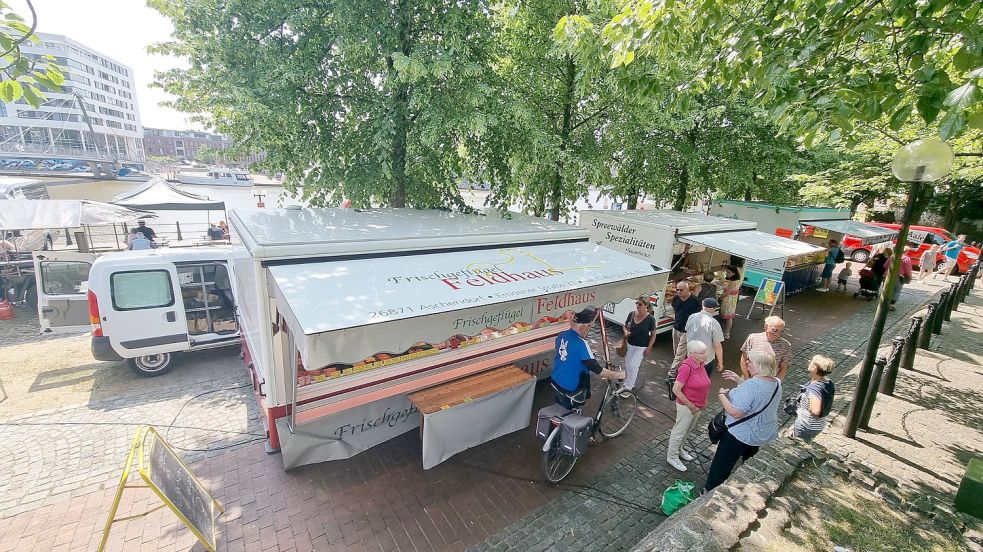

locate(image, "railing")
(58, 222), (232, 252)
(851, 260), (980, 432)
(0, 142), (144, 163)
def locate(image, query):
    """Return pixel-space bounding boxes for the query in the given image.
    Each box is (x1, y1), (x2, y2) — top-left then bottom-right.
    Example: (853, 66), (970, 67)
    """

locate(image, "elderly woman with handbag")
(702, 352), (782, 492)
(619, 296), (656, 391)
(667, 340), (711, 472)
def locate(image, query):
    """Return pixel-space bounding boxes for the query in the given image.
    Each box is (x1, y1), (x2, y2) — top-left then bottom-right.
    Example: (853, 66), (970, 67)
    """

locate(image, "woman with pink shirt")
(667, 340), (712, 472)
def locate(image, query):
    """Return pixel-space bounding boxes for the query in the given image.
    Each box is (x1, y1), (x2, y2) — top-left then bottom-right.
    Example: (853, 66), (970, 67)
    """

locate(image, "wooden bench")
(408, 365), (536, 469)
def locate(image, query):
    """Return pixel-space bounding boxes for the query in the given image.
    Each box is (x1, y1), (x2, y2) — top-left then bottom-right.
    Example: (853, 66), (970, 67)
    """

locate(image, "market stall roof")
(268, 242), (668, 368)
(111, 177), (226, 211)
(581, 209), (756, 235)
(0, 199), (154, 230)
(230, 208), (588, 261)
(680, 230), (825, 262)
(804, 220), (898, 245)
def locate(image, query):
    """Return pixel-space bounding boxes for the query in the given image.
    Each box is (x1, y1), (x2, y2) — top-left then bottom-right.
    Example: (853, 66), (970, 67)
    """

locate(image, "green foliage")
(0, 0), (63, 106)
(149, 0), (496, 209)
(595, 0), (983, 142)
(194, 145), (226, 166)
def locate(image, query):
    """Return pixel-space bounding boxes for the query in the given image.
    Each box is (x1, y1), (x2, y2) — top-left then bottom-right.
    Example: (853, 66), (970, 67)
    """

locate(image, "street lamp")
(843, 138), (953, 438)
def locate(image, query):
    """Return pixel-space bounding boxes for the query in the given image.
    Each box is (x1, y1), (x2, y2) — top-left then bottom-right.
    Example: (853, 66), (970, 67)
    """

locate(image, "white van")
(34, 246), (243, 376)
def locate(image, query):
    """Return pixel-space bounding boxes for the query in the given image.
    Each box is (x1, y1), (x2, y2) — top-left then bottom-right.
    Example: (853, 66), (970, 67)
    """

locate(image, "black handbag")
(708, 382), (780, 444)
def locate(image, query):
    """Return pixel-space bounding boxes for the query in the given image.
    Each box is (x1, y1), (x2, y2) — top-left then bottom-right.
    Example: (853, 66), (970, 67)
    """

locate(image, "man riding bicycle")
(550, 307), (626, 409)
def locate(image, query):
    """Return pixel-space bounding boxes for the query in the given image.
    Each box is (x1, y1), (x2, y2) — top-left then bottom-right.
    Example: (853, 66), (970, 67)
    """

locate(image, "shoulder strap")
(726, 382), (780, 429)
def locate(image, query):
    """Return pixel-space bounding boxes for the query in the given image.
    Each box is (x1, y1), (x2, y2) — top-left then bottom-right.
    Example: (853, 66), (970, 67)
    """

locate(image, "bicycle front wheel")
(598, 390), (637, 438)
(542, 433), (577, 483)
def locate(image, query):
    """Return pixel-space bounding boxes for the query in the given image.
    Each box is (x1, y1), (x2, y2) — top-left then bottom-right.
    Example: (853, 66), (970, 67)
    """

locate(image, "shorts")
(837, 278), (848, 286)
(821, 264), (835, 279)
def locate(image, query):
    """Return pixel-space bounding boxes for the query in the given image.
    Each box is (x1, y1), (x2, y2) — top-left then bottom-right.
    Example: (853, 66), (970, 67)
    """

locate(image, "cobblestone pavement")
(0, 279), (944, 551)
(468, 280), (946, 552)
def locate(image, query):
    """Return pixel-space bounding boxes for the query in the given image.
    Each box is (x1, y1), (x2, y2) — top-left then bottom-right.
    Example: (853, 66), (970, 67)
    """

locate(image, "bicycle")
(539, 307), (638, 483)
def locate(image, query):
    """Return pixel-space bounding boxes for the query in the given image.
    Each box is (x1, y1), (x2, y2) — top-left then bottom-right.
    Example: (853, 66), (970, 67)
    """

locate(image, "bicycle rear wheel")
(598, 390), (637, 438)
(542, 432), (577, 483)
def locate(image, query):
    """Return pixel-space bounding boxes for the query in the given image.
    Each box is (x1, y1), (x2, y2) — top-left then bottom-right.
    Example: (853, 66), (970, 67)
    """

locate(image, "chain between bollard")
(859, 356), (887, 430)
(934, 293), (948, 332)
(879, 336), (905, 396)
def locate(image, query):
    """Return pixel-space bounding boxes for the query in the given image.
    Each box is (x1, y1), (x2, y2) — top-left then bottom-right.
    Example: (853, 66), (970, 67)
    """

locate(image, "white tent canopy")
(112, 177), (226, 211)
(681, 230), (825, 262)
(269, 242), (668, 369)
(0, 199), (154, 230)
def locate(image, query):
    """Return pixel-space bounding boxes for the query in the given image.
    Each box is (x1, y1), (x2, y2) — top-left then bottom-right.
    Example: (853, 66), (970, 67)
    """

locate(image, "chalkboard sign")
(139, 428), (222, 551)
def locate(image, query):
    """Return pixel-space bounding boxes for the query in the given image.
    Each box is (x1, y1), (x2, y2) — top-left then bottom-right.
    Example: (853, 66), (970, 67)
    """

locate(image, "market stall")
(710, 200), (897, 294)
(228, 207), (669, 469)
(580, 210), (824, 331)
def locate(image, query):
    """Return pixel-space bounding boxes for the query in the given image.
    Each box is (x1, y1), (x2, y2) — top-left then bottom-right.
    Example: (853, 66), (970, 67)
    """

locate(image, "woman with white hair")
(666, 340), (712, 472)
(702, 352), (782, 492)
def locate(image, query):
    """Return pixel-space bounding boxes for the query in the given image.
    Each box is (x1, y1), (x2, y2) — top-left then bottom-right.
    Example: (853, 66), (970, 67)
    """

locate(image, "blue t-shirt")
(944, 240), (962, 260)
(551, 329), (595, 392)
(825, 247), (840, 266)
(725, 377), (782, 446)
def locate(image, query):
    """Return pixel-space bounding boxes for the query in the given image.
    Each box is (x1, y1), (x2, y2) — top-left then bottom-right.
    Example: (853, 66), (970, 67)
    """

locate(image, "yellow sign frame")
(98, 427), (223, 552)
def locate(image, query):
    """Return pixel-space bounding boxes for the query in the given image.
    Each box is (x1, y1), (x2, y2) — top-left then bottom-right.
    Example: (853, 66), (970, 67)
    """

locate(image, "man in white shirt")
(685, 298), (725, 376)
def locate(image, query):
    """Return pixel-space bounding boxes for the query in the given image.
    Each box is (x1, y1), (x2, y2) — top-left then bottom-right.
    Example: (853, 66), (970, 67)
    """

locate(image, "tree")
(595, 0), (983, 143)
(150, 0), (496, 209)
(0, 0), (64, 106)
(195, 145), (226, 166)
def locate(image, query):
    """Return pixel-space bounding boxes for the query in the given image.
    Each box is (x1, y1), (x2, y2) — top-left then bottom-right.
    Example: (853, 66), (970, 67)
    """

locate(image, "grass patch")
(758, 464), (969, 552)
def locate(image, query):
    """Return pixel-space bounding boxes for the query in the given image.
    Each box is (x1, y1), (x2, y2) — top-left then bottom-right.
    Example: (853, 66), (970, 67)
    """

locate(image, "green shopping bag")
(661, 479), (696, 515)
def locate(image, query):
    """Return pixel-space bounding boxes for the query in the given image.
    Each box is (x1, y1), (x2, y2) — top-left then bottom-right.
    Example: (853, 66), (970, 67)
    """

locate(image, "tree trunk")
(549, 54), (577, 221)
(745, 172), (755, 201)
(627, 185), (639, 210)
(673, 167), (688, 211)
(388, 0), (412, 208)
(908, 184), (934, 225)
(942, 186), (958, 229)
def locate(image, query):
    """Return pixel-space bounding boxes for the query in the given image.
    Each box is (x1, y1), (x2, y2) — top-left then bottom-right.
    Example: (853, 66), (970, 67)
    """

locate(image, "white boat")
(178, 168), (254, 187)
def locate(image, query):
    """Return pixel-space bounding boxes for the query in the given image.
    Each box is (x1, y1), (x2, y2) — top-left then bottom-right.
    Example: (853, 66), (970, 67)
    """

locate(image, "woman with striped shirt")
(791, 355), (836, 441)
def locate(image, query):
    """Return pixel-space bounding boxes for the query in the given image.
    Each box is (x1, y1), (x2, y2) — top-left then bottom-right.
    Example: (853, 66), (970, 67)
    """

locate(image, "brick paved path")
(0, 280), (943, 551)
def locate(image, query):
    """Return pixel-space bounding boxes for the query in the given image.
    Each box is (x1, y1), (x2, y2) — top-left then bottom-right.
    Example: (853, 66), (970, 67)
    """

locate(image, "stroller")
(853, 268), (878, 300)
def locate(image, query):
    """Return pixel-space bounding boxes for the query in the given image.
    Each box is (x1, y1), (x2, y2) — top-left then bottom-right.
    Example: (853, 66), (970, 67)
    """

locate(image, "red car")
(841, 223), (979, 273)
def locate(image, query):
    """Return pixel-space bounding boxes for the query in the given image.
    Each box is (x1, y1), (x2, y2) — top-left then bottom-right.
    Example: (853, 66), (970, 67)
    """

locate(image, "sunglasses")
(636, 301), (646, 307)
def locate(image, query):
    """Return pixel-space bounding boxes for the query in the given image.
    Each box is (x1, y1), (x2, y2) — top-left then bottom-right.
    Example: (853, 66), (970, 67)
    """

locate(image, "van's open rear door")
(33, 251), (99, 334)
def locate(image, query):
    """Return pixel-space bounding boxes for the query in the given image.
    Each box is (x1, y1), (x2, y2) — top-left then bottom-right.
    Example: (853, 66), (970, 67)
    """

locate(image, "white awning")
(268, 243), (668, 369)
(680, 230), (825, 261)
(0, 200), (155, 230)
(112, 177), (226, 211)
(804, 220), (898, 245)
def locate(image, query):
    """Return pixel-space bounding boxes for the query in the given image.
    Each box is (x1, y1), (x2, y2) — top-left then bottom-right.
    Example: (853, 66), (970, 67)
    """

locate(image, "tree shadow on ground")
(891, 371), (983, 430)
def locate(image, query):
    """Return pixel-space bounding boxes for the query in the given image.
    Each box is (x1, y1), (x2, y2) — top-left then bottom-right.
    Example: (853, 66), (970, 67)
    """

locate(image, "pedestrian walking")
(685, 298), (725, 376)
(891, 246), (913, 310)
(919, 245), (939, 282)
(702, 352), (782, 492)
(739, 316), (792, 380)
(669, 281), (701, 377)
(667, 340), (711, 472)
(835, 261), (852, 291)
(936, 234), (966, 282)
(787, 355), (835, 441)
(818, 239), (842, 292)
(870, 247), (892, 288)
(621, 296), (656, 391)
(696, 272), (717, 304)
(719, 266), (741, 340)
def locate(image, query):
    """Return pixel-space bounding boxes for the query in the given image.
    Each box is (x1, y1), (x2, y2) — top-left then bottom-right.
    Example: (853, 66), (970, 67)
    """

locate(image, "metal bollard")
(944, 283), (958, 321)
(859, 356), (887, 430)
(935, 293), (948, 331)
(900, 316), (921, 372)
(879, 336), (906, 396)
(917, 308), (934, 349)
(961, 275), (971, 302)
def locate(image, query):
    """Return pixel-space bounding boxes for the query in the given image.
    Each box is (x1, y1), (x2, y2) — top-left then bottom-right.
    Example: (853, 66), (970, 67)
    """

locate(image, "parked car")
(842, 223), (980, 273)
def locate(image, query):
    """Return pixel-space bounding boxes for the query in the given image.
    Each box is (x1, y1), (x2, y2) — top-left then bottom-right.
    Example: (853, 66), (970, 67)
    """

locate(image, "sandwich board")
(99, 427), (223, 552)
(746, 278), (785, 319)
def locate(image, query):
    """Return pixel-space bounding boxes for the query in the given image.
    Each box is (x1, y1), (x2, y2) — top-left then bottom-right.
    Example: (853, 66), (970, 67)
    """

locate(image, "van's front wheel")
(129, 353), (173, 377)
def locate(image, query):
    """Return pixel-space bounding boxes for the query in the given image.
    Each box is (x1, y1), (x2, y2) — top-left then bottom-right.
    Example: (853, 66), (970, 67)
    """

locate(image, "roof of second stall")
(681, 230), (825, 261)
(805, 220), (898, 244)
(582, 209), (757, 234)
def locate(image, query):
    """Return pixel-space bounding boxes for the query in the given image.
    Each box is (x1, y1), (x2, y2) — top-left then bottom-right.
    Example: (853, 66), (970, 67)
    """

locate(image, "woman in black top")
(870, 247), (893, 288)
(622, 296), (656, 391)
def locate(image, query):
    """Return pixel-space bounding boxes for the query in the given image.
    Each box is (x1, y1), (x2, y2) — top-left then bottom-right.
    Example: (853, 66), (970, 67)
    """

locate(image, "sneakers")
(667, 456), (687, 472)
(817, 288), (829, 292)
(679, 449), (695, 462)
